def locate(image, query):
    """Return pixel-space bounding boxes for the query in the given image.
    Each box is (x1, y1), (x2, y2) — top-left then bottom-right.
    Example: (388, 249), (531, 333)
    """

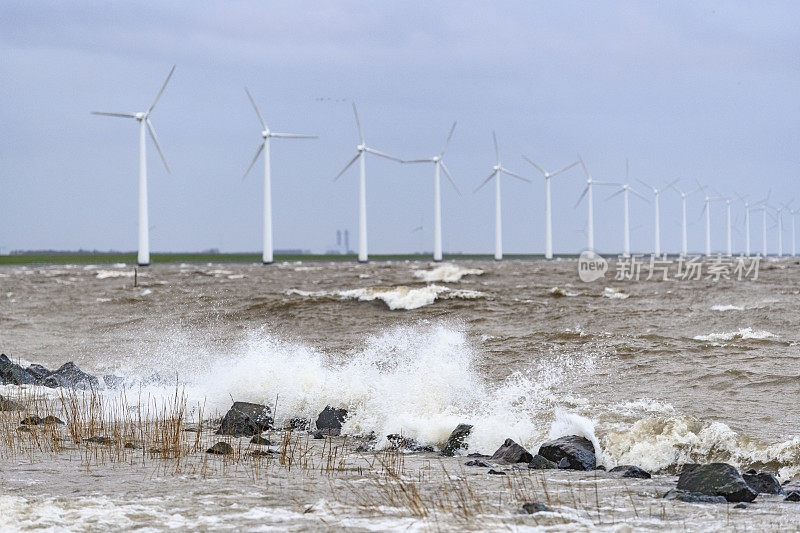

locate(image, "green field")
(0, 252), (581, 265)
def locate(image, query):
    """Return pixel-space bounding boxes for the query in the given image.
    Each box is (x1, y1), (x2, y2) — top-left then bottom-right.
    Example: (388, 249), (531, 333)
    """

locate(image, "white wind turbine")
(696, 182), (724, 256)
(637, 178), (678, 256)
(574, 156), (617, 252)
(774, 201), (792, 257)
(242, 88), (317, 264)
(667, 183), (699, 257)
(736, 193), (752, 257)
(474, 132), (530, 260)
(522, 156), (579, 259)
(92, 65), (175, 266)
(606, 161), (647, 257)
(790, 207), (799, 257)
(712, 189), (733, 256)
(402, 122), (459, 262)
(754, 190), (771, 257)
(334, 103), (402, 262)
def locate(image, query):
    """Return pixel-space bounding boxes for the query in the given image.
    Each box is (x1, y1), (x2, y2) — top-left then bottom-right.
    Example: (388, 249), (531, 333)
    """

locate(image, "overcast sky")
(2, 1), (798, 255)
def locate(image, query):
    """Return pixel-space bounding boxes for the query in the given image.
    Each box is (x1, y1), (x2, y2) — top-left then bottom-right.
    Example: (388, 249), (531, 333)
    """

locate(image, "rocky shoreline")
(3, 354), (799, 512)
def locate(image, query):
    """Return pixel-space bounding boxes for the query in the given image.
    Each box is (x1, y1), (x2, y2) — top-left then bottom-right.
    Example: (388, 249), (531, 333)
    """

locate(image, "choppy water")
(1, 258), (799, 530)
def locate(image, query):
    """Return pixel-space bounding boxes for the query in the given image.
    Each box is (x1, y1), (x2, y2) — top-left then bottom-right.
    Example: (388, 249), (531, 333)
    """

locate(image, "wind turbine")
(574, 156), (617, 252)
(790, 207), (799, 257)
(334, 103), (402, 262)
(736, 193), (752, 257)
(712, 189), (733, 256)
(522, 156), (579, 259)
(774, 200), (792, 258)
(753, 190), (771, 257)
(474, 132), (530, 260)
(637, 178), (678, 256)
(696, 182), (723, 256)
(402, 122), (459, 262)
(92, 65), (175, 266)
(242, 88), (317, 264)
(606, 161), (647, 257)
(667, 183), (699, 257)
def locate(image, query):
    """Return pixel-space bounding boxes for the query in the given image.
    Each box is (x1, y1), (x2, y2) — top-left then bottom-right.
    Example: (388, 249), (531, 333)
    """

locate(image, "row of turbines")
(93, 66), (796, 265)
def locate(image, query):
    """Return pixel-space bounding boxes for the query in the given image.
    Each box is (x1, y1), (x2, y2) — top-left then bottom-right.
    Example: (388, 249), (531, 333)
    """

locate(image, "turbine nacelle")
(261, 130), (269, 138)
(135, 112), (145, 120)
(357, 144), (366, 152)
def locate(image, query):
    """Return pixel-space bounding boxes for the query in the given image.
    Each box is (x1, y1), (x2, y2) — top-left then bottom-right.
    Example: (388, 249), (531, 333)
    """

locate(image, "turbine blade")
(147, 65), (175, 115)
(521, 155), (547, 176)
(270, 133), (318, 139)
(401, 158), (434, 164)
(629, 187), (649, 202)
(606, 188), (625, 200)
(636, 178), (654, 191)
(244, 87), (267, 130)
(578, 154), (590, 178)
(663, 179), (679, 191)
(334, 152), (360, 181)
(352, 102), (364, 144)
(492, 131), (500, 162)
(500, 167), (531, 183)
(593, 180), (619, 186)
(440, 161), (461, 195)
(439, 121), (456, 157)
(474, 170), (497, 193)
(145, 118), (170, 173)
(365, 147), (402, 162)
(91, 111), (138, 119)
(550, 160), (580, 177)
(574, 185), (589, 208)
(243, 142), (265, 181)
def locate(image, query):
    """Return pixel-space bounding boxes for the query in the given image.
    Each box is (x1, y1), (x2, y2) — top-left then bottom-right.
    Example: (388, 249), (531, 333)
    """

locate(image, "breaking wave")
(412, 264), (484, 283)
(693, 328), (777, 342)
(287, 285), (486, 310)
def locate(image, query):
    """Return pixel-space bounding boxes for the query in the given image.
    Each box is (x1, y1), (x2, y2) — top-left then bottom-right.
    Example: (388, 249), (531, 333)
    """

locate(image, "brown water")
(1, 259), (799, 530)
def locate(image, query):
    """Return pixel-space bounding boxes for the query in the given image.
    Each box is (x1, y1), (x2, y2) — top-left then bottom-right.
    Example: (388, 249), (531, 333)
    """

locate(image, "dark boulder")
(491, 438), (533, 464)
(609, 465), (651, 479)
(464, 459), (492, 467)
(743, 471), (783, 495)
(538, 435), (596, 471)
(529, 454), (558, 470)
(386, 434), (433, 452)
(86, 436), (115, 445)
(207, 442), (233, 455)
(216, 402), (273, 437)
(786, 492), (800, 502)
(20, 416), (43, 426)
(664, 489), (727, 503)
(487, 469), (506, 475)
(250, 435), (271, 446)
(521, 502), (552, 514)
(440, 423), (473, 456)
(26, 364), (51, 381)
(733, 503), (749, 509)
(103, 374), (125, 389)
(42, 362), (99, 390)
(783, 480), (800, 493)
(355, 432), (377, 451)
(0, 395), (22, 411)
(315, 406), (348, 436)
(676, 463), (757, 503)
(42, 415), (64, 425)
(0, 354), (37, 385)
(287, 417), (309, 431)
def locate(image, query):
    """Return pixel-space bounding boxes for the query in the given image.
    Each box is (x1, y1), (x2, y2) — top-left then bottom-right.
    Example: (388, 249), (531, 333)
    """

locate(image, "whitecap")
(412, 264), (483, 283)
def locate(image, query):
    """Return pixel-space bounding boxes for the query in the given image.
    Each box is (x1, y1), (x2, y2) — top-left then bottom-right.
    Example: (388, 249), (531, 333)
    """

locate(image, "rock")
(286, 418), (309, 431)
(676, 463), (757, 503)
(41, 415), (64, 425)
(465, 459), (493, 467)
(0, 354), (37, 385)
(783, 480), (800, 493)
(355, 432), (377, 451)
(440, 423), (473, 456)
(103, 374), (125, 389)
(206, 442), (233, 455)
(529, 454), (559, 470)
(538, 435), (596, 471)
(487, 469), (506, 475)
(26, 364), (51, 381)
(0, 395), (22, 411)
(314, 429), (339, 438)
(86, 436), (115, 445)
(251, 449), (275, 457)
(124, 442), (141, 450)
(386, 434), (433, 452)
(490, 438), (533, 464)
(521, 502), (552, 514)
(20, 416), (43, 426)
(313, 431), (325, 439)
(557, 458), (571, 469)
(216, 402), (273, 437)
(250, 435), (271, 446)
(743, 471), (783, 495)
(664, 489), (727, 504)
(467, 452), (489, 458)
(733, 503), (749, 509)
(609, 465), (651, 479)
(786, 492), (800, 502)
(315, 406), (347, 436)
(42, 362), (99, 390)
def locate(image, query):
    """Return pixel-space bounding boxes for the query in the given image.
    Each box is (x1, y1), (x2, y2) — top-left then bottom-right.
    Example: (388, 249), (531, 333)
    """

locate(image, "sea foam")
(412, 264), (484, 283)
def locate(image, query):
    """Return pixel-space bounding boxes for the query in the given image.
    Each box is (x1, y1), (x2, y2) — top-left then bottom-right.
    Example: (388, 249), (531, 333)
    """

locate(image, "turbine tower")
(402, 122), (459, 262)
(755, 190), (771, 257)
(736, 193), (752, 257)
(474, 132), (530, 260)
(696, 183), (722, 257)
(667, 183), (698, 257)
(334, 103), (402, 262)
(638, 178), (678, 256)
(92, 65), (175, 266)
(575, 156), (617, 252)
(522, 156), (579, 259)
(242, 88), (317, 264)
(606, 160), (646, 257)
